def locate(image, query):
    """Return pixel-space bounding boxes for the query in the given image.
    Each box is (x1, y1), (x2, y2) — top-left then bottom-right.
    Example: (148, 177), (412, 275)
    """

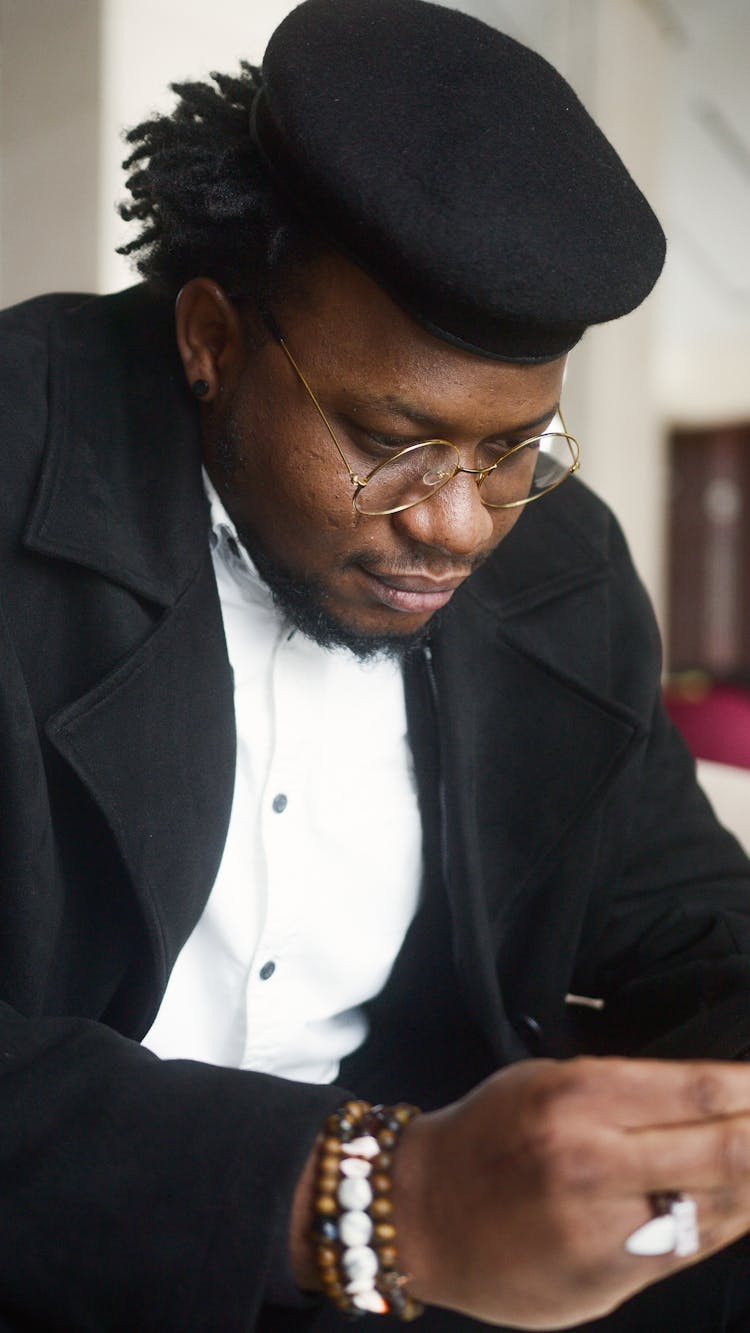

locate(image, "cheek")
(282, 454), (363, 542)
(233, 415), (360, 543)
(489, 503), (525, 549)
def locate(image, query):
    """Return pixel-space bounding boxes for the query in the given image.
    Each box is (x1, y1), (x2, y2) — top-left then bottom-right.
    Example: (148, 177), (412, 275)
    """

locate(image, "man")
(3, 0), (750, 1328)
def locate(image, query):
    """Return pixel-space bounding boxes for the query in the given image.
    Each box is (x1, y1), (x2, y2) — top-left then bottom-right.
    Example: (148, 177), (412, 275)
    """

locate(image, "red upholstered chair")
(664, 680), (750, 771)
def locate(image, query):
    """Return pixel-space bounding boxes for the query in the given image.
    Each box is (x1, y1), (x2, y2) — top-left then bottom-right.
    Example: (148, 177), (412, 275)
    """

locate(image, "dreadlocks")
(118, 64), (313, 301)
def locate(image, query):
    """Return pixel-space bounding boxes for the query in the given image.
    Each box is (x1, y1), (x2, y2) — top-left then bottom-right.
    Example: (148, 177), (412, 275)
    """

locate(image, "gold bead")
(319, 1154), (340, 1178)
(374, 1222), (397, 1242)
(401, 1297), (425, 1321)
(314, 1194), (337, 1217)
(370, 1196), (393, 1219)
(344, 1099), (368, 1120)
(371, 1171), (391, 1195)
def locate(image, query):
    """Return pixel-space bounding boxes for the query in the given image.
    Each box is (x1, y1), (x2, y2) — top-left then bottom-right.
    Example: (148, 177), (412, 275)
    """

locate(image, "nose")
(391, 469), (498, 560)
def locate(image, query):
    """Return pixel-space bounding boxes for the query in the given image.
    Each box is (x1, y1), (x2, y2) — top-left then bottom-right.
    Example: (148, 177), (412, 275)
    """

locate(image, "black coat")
(2, 285), (750, 1331)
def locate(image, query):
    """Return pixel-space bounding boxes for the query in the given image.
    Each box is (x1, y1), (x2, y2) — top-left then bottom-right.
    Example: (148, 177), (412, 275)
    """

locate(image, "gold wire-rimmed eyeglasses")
(268, 319), (581, 517)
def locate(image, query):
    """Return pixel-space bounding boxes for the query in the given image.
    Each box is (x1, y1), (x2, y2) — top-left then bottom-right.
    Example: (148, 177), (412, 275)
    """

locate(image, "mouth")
(357, 565), (468, 615)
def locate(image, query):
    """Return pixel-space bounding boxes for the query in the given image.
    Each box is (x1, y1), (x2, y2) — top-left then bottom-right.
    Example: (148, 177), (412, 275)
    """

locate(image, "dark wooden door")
(668, 424), (750, 675)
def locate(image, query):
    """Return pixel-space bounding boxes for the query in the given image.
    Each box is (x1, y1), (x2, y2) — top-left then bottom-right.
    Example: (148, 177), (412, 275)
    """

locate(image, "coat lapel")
(428, 493), (647, 1054)
(22, 288), (236, 1012)
(44, 554), (235, 1006)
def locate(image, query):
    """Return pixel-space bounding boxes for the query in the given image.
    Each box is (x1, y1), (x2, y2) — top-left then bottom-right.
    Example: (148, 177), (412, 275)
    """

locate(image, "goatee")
(235, 521), (436, 663)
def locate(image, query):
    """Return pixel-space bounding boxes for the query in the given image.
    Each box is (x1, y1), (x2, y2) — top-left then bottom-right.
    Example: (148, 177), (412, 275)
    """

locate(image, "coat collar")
(24, 285), (207, 606)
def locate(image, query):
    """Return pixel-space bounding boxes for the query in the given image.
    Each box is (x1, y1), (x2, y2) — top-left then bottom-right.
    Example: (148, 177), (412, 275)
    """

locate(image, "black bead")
(191, 378), (210, 398)
(312, 1217), (338, 1241)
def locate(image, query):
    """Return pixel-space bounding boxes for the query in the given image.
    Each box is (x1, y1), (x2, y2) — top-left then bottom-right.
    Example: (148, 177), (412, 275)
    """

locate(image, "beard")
(234, 518), (437, 663)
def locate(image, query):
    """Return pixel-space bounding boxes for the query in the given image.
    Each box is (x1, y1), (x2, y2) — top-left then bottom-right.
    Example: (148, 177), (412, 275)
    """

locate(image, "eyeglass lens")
(356, 434), (576, 515)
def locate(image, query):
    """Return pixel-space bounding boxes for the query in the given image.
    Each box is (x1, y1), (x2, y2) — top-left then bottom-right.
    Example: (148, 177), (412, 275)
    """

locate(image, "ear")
(174, 278), (245, 402)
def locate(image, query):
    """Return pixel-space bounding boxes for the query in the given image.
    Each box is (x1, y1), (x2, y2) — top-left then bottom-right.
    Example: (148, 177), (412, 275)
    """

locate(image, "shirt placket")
(242, 630), (323, 1068)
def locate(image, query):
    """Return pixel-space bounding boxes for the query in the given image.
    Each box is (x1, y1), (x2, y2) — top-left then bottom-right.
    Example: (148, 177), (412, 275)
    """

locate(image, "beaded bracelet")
(311, 1099), (424, 1321)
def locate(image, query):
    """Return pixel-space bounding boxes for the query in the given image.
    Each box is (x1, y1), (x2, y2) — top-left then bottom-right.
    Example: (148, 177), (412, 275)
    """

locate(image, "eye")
(352, 426), (419, 458)
(477, 436), (540, 468)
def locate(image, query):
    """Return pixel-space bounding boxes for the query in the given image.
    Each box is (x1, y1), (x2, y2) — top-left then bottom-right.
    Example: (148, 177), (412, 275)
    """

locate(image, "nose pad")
(393, 470), (496, 557)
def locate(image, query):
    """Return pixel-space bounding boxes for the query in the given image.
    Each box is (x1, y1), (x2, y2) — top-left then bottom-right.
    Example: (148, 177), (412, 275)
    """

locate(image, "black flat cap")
(251, 0), (666, 361)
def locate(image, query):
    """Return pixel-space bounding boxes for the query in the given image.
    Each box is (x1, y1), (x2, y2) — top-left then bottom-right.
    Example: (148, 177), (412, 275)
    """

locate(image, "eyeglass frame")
(264, 313), (581, 517)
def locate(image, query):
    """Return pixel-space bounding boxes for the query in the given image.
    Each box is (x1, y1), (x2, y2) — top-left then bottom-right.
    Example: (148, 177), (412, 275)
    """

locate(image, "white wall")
(697, 760), (750, 856)
(0, 0), (102, 304)
(561, 0), (670, 627)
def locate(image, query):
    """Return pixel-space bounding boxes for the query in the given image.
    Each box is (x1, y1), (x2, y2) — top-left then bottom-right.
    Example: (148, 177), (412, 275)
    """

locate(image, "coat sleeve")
(569, 515), (750, 1060)
(0, 1004), (343, 1331)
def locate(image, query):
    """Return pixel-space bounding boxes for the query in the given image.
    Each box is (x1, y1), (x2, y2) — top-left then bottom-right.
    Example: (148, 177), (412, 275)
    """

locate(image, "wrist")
(389, 1108), (435, 1304)
(289, 1133), (324, 1292)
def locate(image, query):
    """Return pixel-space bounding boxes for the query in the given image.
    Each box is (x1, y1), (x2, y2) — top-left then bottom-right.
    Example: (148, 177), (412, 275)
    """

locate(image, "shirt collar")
(202, 467), (277, 609)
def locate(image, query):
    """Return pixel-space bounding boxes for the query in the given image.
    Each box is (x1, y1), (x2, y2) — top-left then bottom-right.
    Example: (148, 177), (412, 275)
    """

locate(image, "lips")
(357, 565), (468, 615)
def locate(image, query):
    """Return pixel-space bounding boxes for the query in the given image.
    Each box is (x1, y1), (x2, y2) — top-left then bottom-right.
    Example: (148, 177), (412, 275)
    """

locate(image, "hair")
(118, 63), (317, 303)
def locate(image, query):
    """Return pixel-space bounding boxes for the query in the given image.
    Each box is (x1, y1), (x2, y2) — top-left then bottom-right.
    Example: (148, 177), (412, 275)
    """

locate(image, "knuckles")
(716, 1119), (750, 1186)
(524, 1058), (603, 1118)
(519, 1061), (615, 1200)
(685, 1068), (728, 1119)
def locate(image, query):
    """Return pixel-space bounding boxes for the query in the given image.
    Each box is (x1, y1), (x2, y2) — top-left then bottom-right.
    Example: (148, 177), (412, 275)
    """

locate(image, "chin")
(236, 527), (438, 661)
(287, 598), (435, 663)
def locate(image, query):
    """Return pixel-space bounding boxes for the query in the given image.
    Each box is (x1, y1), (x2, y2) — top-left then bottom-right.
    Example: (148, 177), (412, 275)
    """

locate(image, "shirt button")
(259, 960), (276, 981)
(272, 793), (288, 813)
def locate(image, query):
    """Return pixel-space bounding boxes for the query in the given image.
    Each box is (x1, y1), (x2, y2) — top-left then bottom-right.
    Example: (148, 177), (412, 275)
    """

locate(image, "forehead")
(271, 251), (566, 431)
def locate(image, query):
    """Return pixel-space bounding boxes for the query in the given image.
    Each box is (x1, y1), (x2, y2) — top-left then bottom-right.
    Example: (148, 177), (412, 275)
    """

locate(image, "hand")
(389, 1056), (750, 1329)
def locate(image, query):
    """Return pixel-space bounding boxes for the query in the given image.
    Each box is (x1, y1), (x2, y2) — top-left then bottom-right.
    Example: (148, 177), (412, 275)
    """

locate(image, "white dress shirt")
(142, 475), (422, 1084)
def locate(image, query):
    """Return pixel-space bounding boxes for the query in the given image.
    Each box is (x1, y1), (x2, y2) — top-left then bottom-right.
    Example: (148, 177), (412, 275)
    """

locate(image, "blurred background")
(1, 0), (749, 837)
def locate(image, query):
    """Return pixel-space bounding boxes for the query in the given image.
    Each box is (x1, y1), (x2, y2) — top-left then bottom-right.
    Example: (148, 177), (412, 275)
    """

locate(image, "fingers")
(623, 1112), (750, 1193)
(531, 1056), (750, 1130)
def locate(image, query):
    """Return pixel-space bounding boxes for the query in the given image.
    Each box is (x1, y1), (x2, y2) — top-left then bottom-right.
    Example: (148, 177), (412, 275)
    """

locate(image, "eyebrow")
(347, 392), (560, 438)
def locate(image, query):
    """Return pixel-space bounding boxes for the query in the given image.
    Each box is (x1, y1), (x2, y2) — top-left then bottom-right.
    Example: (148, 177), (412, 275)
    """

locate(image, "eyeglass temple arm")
(263, 315), (364, 487)
(555, 407), (581, 471)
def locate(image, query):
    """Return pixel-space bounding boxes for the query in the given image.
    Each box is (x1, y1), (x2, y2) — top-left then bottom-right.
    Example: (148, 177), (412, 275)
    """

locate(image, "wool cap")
(251, 0), (666, 362)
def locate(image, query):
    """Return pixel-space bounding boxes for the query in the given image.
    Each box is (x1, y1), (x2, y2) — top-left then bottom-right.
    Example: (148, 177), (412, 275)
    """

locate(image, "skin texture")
(176, 257), (750, 1326)
(175, 253), (566, 657)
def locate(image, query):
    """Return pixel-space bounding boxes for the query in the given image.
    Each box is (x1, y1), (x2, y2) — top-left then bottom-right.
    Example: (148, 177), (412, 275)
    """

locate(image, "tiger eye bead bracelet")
(311, 1100), (423, 1320)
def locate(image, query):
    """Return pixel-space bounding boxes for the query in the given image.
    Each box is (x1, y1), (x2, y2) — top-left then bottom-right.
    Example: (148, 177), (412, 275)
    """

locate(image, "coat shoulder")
(0, 294), (96, 500)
